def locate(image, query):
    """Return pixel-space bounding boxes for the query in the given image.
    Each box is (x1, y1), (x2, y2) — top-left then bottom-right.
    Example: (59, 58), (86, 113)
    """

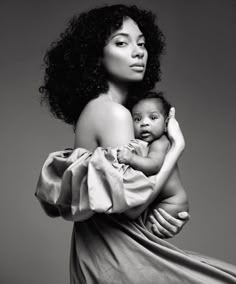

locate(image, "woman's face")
(102, 17), (148, 83)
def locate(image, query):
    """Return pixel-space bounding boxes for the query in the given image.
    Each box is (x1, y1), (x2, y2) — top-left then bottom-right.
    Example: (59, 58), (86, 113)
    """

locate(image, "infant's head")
(131, 91), (171, 143)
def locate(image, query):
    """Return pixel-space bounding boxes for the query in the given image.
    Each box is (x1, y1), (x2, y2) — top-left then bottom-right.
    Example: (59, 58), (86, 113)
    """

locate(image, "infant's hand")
(117, 147), (133, 165)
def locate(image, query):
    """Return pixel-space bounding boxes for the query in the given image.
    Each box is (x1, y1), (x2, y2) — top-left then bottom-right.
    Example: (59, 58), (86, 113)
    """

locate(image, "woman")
(36, 5), (236, 283)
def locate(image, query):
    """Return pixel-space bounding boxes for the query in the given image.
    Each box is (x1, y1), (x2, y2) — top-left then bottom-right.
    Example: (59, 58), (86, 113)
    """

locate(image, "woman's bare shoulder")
(80, 97), (134, 147)
(85, 97), (132, 121)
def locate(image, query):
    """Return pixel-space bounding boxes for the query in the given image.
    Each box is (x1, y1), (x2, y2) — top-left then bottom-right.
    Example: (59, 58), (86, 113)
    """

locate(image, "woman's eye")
(138, 42), (146, 48)
(116, 41), (128, 47)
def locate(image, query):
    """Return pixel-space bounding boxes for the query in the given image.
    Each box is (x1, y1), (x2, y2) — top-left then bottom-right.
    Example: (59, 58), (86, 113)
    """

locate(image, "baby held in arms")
(117, 91), (189, 234)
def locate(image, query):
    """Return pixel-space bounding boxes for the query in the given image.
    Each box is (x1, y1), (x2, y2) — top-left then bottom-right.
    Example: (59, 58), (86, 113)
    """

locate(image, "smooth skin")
(117, 98), (189, 237)
(102, 18), (148, 83)
(75, 18), (189, 237)
(133, 98), (167, 143)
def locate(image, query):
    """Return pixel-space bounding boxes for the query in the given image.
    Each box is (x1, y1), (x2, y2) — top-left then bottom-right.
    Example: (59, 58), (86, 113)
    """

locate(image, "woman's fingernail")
(169, 107), (175, 116)
(178, 212), (188, 218)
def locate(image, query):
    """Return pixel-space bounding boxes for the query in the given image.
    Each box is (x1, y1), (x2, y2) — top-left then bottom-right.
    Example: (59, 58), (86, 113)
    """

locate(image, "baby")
(118, 91), (189, 233)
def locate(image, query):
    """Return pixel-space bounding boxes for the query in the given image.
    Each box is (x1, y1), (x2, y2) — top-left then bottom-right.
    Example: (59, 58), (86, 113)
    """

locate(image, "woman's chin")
(127, 75), (145, 82)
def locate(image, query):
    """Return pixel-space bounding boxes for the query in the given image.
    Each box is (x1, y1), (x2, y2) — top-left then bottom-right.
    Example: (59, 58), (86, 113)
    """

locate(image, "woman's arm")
(117, 137), (190, 234)
(125, 136), (185, 219)
(153, 165), (189, 218)
(146, 165), (189, 238)
(98, 106), (185, 219)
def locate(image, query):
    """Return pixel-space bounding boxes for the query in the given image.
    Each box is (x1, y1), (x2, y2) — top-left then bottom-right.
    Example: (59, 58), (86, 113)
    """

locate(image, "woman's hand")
(149, 208), (190, 238)
(167, 108), (185, 151)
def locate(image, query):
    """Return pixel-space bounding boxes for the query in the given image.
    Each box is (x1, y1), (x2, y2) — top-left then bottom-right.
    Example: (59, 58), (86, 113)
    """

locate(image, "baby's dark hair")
(39, 4), (165, 126)
(131, 91), (172, 118)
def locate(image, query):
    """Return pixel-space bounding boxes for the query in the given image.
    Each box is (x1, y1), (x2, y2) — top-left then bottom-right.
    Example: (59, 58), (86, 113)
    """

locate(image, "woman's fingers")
(157, 208), (183, 228)
(149, 215), (174, 238)
(153, 210), (179, 234)
(151, 223), (166, 239)
(166, 108), (185, 149)
(178, 211), (190, 220)
(168, 107), (175, 118)
(149, 208), (190, 239)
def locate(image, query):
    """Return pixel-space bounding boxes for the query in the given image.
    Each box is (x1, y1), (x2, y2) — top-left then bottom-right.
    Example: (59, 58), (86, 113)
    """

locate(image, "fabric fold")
(36, 140), (236, 283)
(35, 139), (156, 221)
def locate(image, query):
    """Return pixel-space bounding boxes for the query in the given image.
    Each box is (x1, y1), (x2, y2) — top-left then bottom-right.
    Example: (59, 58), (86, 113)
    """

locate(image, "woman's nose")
(132, 45), (144, 58)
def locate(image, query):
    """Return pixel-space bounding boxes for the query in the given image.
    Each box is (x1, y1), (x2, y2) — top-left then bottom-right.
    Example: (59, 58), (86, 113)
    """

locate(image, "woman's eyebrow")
(111, 33), (144, 39)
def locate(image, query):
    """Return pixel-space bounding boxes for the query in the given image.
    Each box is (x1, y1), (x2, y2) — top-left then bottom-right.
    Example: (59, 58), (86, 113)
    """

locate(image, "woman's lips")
(130, 63), (145, 72)
(130, 66), (145, 72)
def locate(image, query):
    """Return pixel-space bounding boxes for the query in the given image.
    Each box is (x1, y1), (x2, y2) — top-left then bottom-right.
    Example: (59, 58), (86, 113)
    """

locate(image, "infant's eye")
(134, 117), (141, 122)
(151, 116), (158, 120)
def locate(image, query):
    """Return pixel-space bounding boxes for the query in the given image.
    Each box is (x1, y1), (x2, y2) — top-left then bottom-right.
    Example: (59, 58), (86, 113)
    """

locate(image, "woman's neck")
(100, 81), (128, 105)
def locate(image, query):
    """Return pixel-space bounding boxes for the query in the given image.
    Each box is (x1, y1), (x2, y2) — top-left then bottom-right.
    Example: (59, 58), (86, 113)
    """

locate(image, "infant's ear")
(164, 120), (168, 133)
(164, 115), (170, 132)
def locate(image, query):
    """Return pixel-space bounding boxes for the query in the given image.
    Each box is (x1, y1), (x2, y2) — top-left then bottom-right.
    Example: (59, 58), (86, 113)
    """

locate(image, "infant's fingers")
(117, 149), (125, 155)
(117, 153), (122, 161)
(157, 208), (183, 229)
(123, 145), (130, 150)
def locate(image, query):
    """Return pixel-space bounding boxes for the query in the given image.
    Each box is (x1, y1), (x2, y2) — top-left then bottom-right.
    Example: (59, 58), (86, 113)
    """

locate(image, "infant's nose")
(141, 118), (149, 126)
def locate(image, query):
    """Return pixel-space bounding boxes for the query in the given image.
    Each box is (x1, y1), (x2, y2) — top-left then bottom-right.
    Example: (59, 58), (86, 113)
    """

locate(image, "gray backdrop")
(1, 0), (236, 283)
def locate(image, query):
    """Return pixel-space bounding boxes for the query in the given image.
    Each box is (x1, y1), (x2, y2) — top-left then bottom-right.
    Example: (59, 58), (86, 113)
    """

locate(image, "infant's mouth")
(141, 131), (151, 137)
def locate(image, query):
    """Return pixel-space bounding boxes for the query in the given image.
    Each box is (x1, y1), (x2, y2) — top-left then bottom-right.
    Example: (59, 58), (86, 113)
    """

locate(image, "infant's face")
(132, 98), (166, 143)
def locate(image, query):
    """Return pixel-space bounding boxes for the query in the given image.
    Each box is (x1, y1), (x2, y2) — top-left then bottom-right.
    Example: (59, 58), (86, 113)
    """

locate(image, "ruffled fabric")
(36, 139), (156, 221)
(36, 139), (236, 284)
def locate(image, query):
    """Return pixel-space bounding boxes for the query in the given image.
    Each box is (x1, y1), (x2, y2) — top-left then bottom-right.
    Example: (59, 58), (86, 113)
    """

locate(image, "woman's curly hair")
(39, 4), (166, 126)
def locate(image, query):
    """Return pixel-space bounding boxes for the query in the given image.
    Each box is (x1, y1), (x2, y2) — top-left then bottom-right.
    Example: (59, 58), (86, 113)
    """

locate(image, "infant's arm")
(117, 136), (169, 176)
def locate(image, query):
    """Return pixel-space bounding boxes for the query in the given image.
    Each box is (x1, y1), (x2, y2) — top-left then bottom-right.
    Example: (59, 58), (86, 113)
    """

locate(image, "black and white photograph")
(1, 0), (236, 283)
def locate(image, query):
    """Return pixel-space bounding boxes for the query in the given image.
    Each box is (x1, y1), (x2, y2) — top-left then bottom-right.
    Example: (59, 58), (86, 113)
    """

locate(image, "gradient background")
(1, 0), (236, 283)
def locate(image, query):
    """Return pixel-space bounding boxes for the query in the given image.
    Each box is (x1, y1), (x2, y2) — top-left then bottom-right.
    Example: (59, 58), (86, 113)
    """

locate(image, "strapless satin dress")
(36, 140), (236, 283)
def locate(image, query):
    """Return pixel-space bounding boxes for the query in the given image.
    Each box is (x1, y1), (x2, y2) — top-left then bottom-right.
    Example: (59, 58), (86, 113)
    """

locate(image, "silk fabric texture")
(36, 140), (236, 283)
